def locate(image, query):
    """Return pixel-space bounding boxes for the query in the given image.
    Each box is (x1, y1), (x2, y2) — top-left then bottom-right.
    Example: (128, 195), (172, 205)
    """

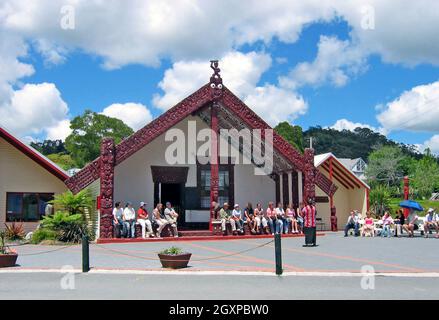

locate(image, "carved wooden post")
(403, 176), (409, 218)
(99, 138), (115, 238)
(209, 60), (223, 231)
(303, 148), (316, 203)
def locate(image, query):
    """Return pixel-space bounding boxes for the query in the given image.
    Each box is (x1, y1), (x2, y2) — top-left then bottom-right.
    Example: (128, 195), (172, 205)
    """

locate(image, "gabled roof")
(314, 152), (370, 189)
(0, 126), (70, 181)
(66, 78), (337, 197)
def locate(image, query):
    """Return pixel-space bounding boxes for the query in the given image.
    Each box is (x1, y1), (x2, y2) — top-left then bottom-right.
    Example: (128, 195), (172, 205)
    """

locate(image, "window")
(6, 193), (54, 222)
(198, 163), (233, 209)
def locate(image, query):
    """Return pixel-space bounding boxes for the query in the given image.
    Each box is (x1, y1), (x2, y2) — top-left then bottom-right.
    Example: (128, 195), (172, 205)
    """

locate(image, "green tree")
(65, 110), (133, 167)
(369, 185), (391, 216)
(366, 145), (406, 187)
(31, 139), (66, 155)
(411, 149), (439, 199)
(47, 153), (76, 170)
(274, 121), (304, 152)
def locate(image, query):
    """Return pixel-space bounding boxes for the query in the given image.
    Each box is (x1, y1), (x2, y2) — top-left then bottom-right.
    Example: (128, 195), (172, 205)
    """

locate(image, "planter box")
(0, 253), (18, 268)
(158, 253), (192, 269)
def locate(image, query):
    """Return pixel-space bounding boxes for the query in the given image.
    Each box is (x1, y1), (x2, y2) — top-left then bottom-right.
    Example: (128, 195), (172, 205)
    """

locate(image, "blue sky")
(1, 1), (439, 153)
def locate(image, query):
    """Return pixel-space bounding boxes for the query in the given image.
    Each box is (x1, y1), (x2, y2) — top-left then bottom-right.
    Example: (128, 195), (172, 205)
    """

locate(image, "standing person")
(394, 209), (405, 237)
(164, 202), (179, 238)
(344, 211), (360, 237)
(275, 202), (285, 234)
(219, 202), (231, 235)
(302, 199), (317, 247)
(244, 203), (256, 234)
(152, 203), (169, 238)
(232, 204), (244, 235)
(112, 201), (126, 238)
(423, 208), (439, 238)
(266, 202), (277, 235)
(137, 202), (154, 238)
(254, 203), (268, 234)
(123, 202), (136, 238)
(402, 209), (419, 238)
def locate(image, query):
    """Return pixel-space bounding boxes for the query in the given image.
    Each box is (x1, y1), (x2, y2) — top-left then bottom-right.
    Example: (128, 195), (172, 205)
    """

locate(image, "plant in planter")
(158, 246), (192, 269)
(0, 230), (18, 268)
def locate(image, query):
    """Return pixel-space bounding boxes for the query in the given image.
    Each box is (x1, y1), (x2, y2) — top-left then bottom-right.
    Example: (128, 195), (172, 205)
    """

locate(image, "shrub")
(31, 229), (58, 244)
(41, 212), (88, 243)
(0, 231), (10, 254)
(160, 246), (184, 255)
(4, 222), (25, 241)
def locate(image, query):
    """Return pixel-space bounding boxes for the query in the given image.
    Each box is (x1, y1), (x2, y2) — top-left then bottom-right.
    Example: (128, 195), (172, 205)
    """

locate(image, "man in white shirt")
(123, 202), (136, 238)
(112, 201), (126, 238)
(423, 208), (439, 238)
(164, 202), (179, 238)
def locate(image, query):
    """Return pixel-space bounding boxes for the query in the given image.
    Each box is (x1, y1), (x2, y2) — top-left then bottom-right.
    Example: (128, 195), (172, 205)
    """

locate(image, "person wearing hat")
(137, 202), (154, 238)
(219, 202), (231, 235)
(123, 202), (136, 238)
(423, 208), (439, 238)
(232, 204), (244, 235)
(164, 202), (179, 238)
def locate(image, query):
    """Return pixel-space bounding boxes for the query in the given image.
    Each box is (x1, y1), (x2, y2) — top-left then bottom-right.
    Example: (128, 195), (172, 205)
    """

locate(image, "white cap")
(234, 204), (239, 208)
(428, 208), (434, 213)
(140, 201), (145, 206)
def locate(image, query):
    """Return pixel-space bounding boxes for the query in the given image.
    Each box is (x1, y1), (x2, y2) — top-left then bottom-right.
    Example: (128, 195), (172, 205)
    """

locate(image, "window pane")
(6, 194), (23, 221)
(38, 194), (54, 217)
(200, 196), (210, 209)
(23, 193), (39, 221)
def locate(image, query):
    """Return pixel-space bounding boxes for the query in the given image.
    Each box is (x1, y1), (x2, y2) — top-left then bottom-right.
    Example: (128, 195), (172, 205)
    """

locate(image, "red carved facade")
(99, 138), (115, 238)
(303, 148), (316, 203)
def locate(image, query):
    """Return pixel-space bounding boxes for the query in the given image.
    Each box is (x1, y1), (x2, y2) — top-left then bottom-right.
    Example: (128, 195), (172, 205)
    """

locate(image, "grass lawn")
(388, 198), (439, 216)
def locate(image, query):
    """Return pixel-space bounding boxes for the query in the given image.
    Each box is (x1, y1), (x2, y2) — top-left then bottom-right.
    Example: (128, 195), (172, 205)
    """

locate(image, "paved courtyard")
(5, 232), (439, 273)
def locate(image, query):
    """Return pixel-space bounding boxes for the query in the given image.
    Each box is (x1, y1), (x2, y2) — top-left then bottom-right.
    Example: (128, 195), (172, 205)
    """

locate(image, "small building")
(66, 62), (338, 238)
(338, 157), (367, 181)
(314, 153), (370, 230)
(0, 126), (69, 232)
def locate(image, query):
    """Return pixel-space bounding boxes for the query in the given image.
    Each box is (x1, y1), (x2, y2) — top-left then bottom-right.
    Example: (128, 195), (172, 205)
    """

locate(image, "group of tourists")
(344, 207), (439, 238)
(213, 199), (318, 247)
(112, 201), (179, 239)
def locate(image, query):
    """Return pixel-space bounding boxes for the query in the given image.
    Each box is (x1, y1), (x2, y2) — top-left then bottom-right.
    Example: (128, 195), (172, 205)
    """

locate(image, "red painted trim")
(0, 127), (69, 181)
(366, 188), (370, 212)
(329, 155), (369, 189)
(210, 103), (219, 232)
(97, 232), (327, 244)
(322, 163), (354, 189)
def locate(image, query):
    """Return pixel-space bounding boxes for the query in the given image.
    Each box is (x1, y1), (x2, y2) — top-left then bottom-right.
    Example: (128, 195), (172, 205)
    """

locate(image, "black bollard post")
(274, 233), (283, 275)
(82, 235), (90, 273)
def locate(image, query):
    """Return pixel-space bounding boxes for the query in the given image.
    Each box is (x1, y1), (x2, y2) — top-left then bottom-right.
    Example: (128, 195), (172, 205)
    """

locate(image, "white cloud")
(46, 119), (72, 140)
(0, 83), (69, 138)
(421, 135), (439, 155)
(330, 118), (387, 135)
(280, 36), (368, 89)
(377, 81), (439, 133)
(153, 51), (272, 110)
(101, 103), (153, 131)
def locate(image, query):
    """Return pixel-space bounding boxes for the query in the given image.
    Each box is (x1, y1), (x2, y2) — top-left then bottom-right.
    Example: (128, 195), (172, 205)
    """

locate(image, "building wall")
(0, 137), (68, 232)
(113, 115), (275, 222)
(316, 166), (368, 230)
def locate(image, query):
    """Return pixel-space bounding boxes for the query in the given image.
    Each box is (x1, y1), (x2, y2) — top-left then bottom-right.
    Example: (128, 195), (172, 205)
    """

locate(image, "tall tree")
(31, 139), (66, 155)
(274, 122), (304, 152)
(365, 145), (406, 187)
(411, 149), (439, 199)
(65, 110), (134, 167)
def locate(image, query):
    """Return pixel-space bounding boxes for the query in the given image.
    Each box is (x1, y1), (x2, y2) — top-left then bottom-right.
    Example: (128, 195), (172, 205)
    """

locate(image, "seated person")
(152, 203), (169, 238)
(361, 211), (374, 237)
(232, 204), (244, 235)
(164, 202), (179, 238)
(275, 202), (285, 234)
(254, 203), (268, 234)
(285, 203), (297, 234)
(219, 203), (231, 235)
(344, 211), (360, 237)
(137, 201), (154, 238)
(381, 211), (394, 237)
(296, 203), (304, 234)
(424, 208), (439, 238)
(123, 202), (136, 238)
(244, 203), (256, 234)
(393, 209), (405, 237)
(112, 201), (126, 238)
(266, 202), (280, 235)
(402, 209), (419, 238)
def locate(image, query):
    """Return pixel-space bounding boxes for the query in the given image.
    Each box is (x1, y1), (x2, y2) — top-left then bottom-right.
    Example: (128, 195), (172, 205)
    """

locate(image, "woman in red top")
(137, 202), (154, 238)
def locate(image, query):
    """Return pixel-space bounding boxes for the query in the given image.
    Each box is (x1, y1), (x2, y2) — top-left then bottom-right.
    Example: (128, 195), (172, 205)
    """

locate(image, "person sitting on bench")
(244, 203), (256, 234)
(424, 208), (439, 238)
(402, 209), (419, 238)
(361, 211), (374, 237)
(164, 202), (179, 238)
(123, 202), (136, 238)
(254, 203), (269, 234)
(137, 201), (154, 238)
(152, 203), (169, 238)
(112, 202), (126, 238)
(344, 211), (360, 237)
(219, 202), (231, 235)
(232, 204), (244, 235)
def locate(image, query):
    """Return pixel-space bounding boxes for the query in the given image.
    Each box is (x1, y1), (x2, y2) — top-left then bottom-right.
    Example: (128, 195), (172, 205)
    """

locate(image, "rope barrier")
(92, 239), (274, 262)
(18, 245), (74, 256)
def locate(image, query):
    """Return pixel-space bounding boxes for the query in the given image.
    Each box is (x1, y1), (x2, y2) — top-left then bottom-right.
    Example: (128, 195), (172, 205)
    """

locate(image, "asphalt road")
(1, 272), (439, 300)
